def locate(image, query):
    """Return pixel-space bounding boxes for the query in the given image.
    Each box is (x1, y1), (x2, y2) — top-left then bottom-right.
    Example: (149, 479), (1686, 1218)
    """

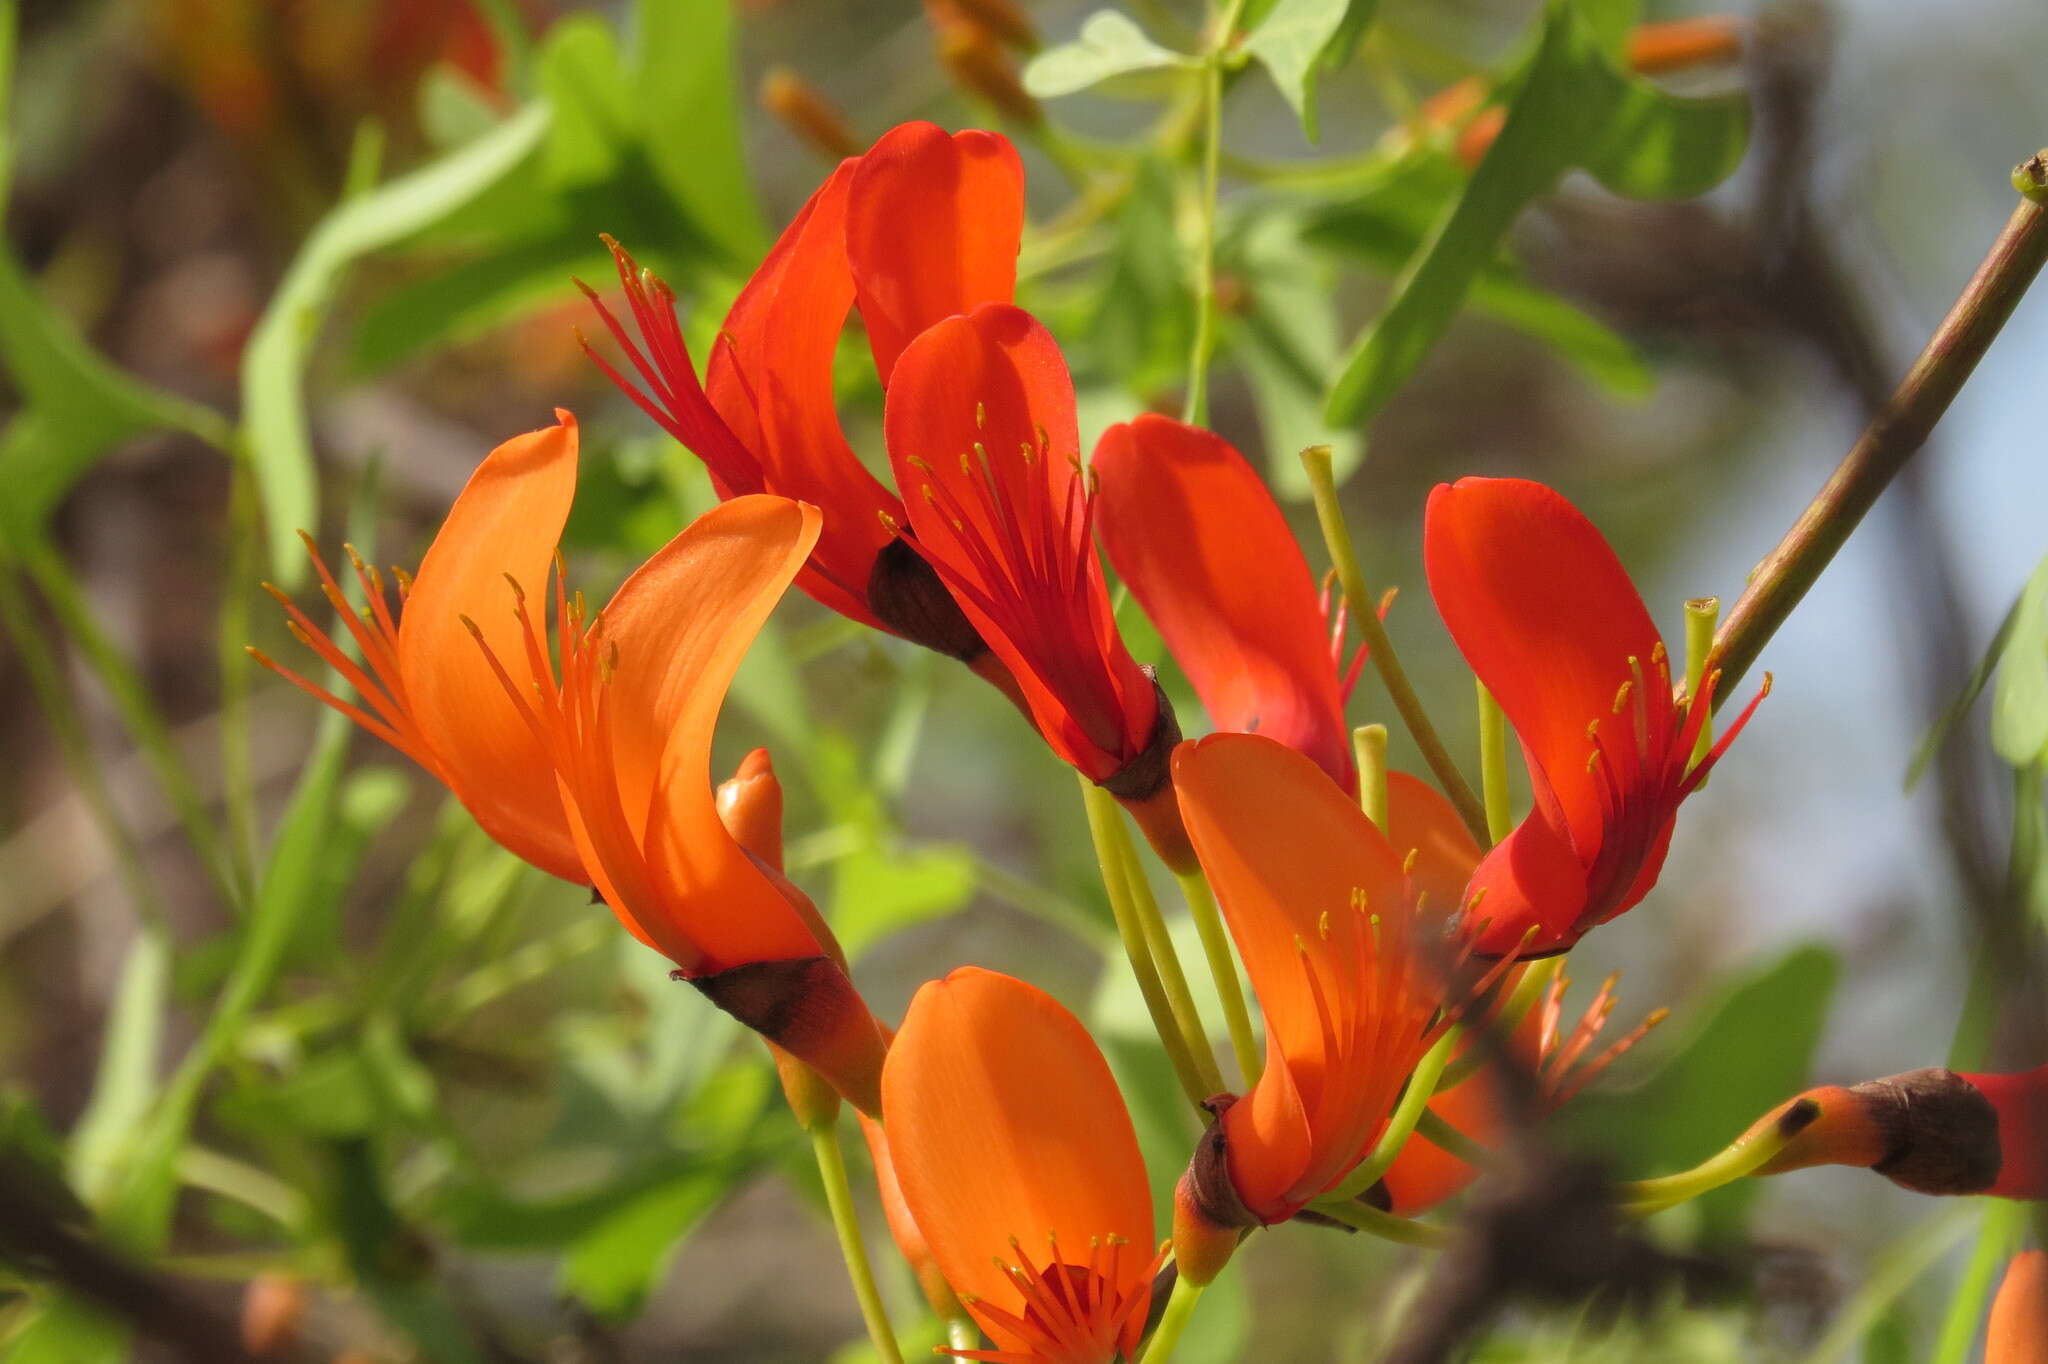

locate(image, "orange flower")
(1989, 1250), (2048, 1364)
(256, 414), (889, 1114)
(1743, 1062), (2048, 1199)
(1424, 477), (1767, 956)
(883, 967), (1163, 1363)
(1168, 735), (1512, 1263)
(1095, 416), (1362, 794)
(582, 121), (1023, 659)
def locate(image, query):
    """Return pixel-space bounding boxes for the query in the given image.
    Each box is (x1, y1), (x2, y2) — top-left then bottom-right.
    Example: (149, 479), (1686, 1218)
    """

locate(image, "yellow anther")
(1611, 680), (1633, 714)
(922, 485), (939, 504)
(1586, 750), (1602, 772)
(502, 572), (525, 603)
(877, 509), (900, 534)
(909, 455), (935, 473)
(1019, 440), (1036, 465)
(285, 621), (313, 646)
(959, 451), (974, 475)
(975, 400), (987, 429)
(1586, 718), (1601, 740)
(1402, 848), (1419, 875)
(1317, 910), (1332, 939)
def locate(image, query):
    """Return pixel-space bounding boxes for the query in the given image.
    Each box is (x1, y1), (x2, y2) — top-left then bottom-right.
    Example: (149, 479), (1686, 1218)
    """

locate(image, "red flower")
(1094, 416), (1362, 793)
(1424, 477), (1767, 955)
(581, 120), (1023, 658)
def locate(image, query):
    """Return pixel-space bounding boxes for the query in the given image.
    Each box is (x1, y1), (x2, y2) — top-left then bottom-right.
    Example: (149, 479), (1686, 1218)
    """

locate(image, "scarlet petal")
(846, 122), (1024, 384)
(1424, 477), (1665, 854)
(710, 162), (901, 627)
(1463, 797), (1593, 956)
(1968, 1063), (2048, 1200)
(398, 412), (584, 883)
(1384, 770), (1481, 910)
(592, 495), (827, 970)
(1094, 416), (1353, 791)
(885, 303), (1153, 776)
(882, 967), (1154, 1357)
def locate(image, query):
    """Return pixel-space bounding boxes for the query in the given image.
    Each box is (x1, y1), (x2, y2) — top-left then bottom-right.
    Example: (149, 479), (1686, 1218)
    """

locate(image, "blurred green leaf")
(1324, 0), (1746, 425)
(634, 0), (765, 261)
(1907, 589), (2022, 790)
(1024, 11), (1196, 99)
(539, 16), (633, 185)
(1991, 553), (2048, 768)
(1558, 944), (1838, 1243)
(1, 1297), (128, 1364)
(558, 1164), (735, 1319)
(66, 929), (170, 1204)
(1086, 157), (1190, 396)
(242, 102), (550, 585)
(1242, 0), (1378, 142)
(832, 844), (977, 962)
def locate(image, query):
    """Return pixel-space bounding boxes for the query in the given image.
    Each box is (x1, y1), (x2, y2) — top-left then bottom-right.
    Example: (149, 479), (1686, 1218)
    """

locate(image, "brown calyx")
(685, 956), (886, 1118)
(1103, 672), (1195, 871)
(867, 537), (988, 662)
(1172, 1094), (1258, 1286)
(1852, 1067), (2002, 1195)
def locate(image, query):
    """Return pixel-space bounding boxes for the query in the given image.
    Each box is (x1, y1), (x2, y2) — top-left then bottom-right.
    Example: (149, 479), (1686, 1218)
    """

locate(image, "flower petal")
(709, 161), (901, 626)
(885, 303), (1153, 776)
(592, 494), (826, 969)
(1424, 477), (1665, 853)
(1989, 1250), (2048, 1364)
(1384, 770), (1481, 912)
(883, 967), (1154, 1354)
(398, 412), (584, 883)
(846, 122), (1024, 384)
(1095, 416), (1352, 790)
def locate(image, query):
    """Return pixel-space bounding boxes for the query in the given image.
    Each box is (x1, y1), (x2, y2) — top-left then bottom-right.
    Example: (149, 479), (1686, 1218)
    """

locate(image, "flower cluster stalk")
(810, 1121), (905, 1364)
(1176, 868), (1262, 1088)
(1475, 680), (1511, 844)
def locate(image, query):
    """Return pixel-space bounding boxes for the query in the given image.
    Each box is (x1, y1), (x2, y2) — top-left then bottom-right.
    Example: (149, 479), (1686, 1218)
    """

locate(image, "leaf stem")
(1708, 153), (2048, 697)
(1300, 1196), (1452, 1248)
(1302, 445), (1489, 843)
(1181, 0), (1252, 424)
(810, 1121), (904, 1364)
(1682, 596), (1719, 774)
(1327, 1027), (1457, 1201)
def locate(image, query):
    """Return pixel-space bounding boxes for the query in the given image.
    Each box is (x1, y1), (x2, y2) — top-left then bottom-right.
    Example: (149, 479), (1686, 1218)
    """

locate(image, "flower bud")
(759, 66), (861, 160)
(935, 21), (1041, 127)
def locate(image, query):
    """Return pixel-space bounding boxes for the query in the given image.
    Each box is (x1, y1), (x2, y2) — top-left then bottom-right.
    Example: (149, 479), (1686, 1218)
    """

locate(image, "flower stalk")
(1177, 868), (1262, 1089)
(1301, 445), (1489, 843)
(1140, 1274), (1207, 1364)
(810, 1120), (905, 1364)
(1475, 680), (1511, 844)
(1355, 723), (1390, 831)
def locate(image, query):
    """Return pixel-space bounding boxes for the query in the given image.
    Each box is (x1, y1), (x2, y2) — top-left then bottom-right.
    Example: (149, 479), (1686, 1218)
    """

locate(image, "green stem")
(217, 462), (260, 896)
(1180, 0), (1251, 425)
(1302, 445), (1489, 843)
(1682, 597), (1719, 775)
(1139, 1273), (1206, 1364)
(1355, 723), (1389, 831)
(947, 1318), (980, 1354)
(1300, 1196), (1452, 1248)
(1080, 778), (1213, 1107)
(1476, 680), (1511, 844)
(1327, 1028), (1457, 1201)
(1108, 803), (1224, 1098)
(1708, 155), (2048, 699)
(1177, 868), (1260, 1089)
(1617, 1095), (1823, 1216)
(810, 1121), (905, 1364)
(1414, 1109), (1498, 1169)
(1930, 1200), (2026, 1364)
(1439, 956), (1560, 1089)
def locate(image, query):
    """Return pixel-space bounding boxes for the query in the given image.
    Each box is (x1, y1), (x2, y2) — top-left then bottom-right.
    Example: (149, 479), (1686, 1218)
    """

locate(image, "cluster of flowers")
(256, 123), (2048, 1361)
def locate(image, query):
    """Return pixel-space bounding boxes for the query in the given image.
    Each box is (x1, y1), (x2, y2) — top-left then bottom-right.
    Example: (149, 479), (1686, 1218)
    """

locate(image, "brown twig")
(1705, 149), (2048, 697)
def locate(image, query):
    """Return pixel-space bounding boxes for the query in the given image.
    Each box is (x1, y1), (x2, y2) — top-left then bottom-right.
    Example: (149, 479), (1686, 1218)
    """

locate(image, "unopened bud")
(1751, 1069), (2003, 1195)
(936, 21), (1041, 126)
(926, 0), (1038, 52)
(1172, 1097), (1257, 1284)
(760, 66), (860, 160)
(240, 1272), (306, 1357)
(1624, 16), (1746, 76)
(716, 748), (785, 872)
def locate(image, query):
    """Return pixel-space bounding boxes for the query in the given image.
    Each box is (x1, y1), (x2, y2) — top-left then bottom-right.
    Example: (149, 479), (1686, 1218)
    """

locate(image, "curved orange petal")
(883, 967), (1154, 1356)
(1989, 1250), (2048, 1364)
(846, 121), (1024, 384)
(1384, 771), (1481, 910)
(1174, 733), (1429, 1218)
(1094, 416), (1352, 791)
(884, 303), (1154, 778)
(581, 494), (827, 971)
(1423, 477), (1666, 854)
(397, 412), (584, 883)
(709, 161), (901, 627)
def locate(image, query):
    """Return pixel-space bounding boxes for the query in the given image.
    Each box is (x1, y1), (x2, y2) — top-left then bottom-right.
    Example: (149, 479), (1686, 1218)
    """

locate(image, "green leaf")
(1085, 157), (1191, 395)
(1242, 0), (1379, 142)
(241, 102), (550, 585)
(66, 928), (171, 1204)
(830, 843), (977, 962)
(1558, 945), (1838, 1243)
(1907, 586), (2026, 789)
(559, 1165), (734, 1318)
(537, 15), (633, 186)
(1323, 0), (1746, 425)
(1023, 11), (1196, 100)
(1991, 553), (2048, 768)
(2, 1297), (128, 1364)
(633, 0), (765, 262)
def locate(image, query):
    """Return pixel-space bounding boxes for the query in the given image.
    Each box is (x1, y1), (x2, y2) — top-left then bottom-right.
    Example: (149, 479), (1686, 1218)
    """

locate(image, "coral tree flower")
(1424, 477), (1767, 956)
(1168, 734), (1510, 1277)
(1737, 1062), (2048, 1199)
(581, 120), (1022, 662)
(1094, 416), (1361, 794)
(255, 413), (890, 1115)
(1990, 1250), (2048, 1364)
(883, 967), (1163, 1364)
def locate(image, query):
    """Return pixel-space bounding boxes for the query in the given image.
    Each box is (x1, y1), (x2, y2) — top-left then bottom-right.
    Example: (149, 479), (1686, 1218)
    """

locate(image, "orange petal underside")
(585, 494), (826, 970)
(1094, 416), (1353, 792)
(846, 121), (1024, 384)
(398, 412), (584, 883)
(1989, 1250), (2048, 1364)
(882, 967), (1154, 1356)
